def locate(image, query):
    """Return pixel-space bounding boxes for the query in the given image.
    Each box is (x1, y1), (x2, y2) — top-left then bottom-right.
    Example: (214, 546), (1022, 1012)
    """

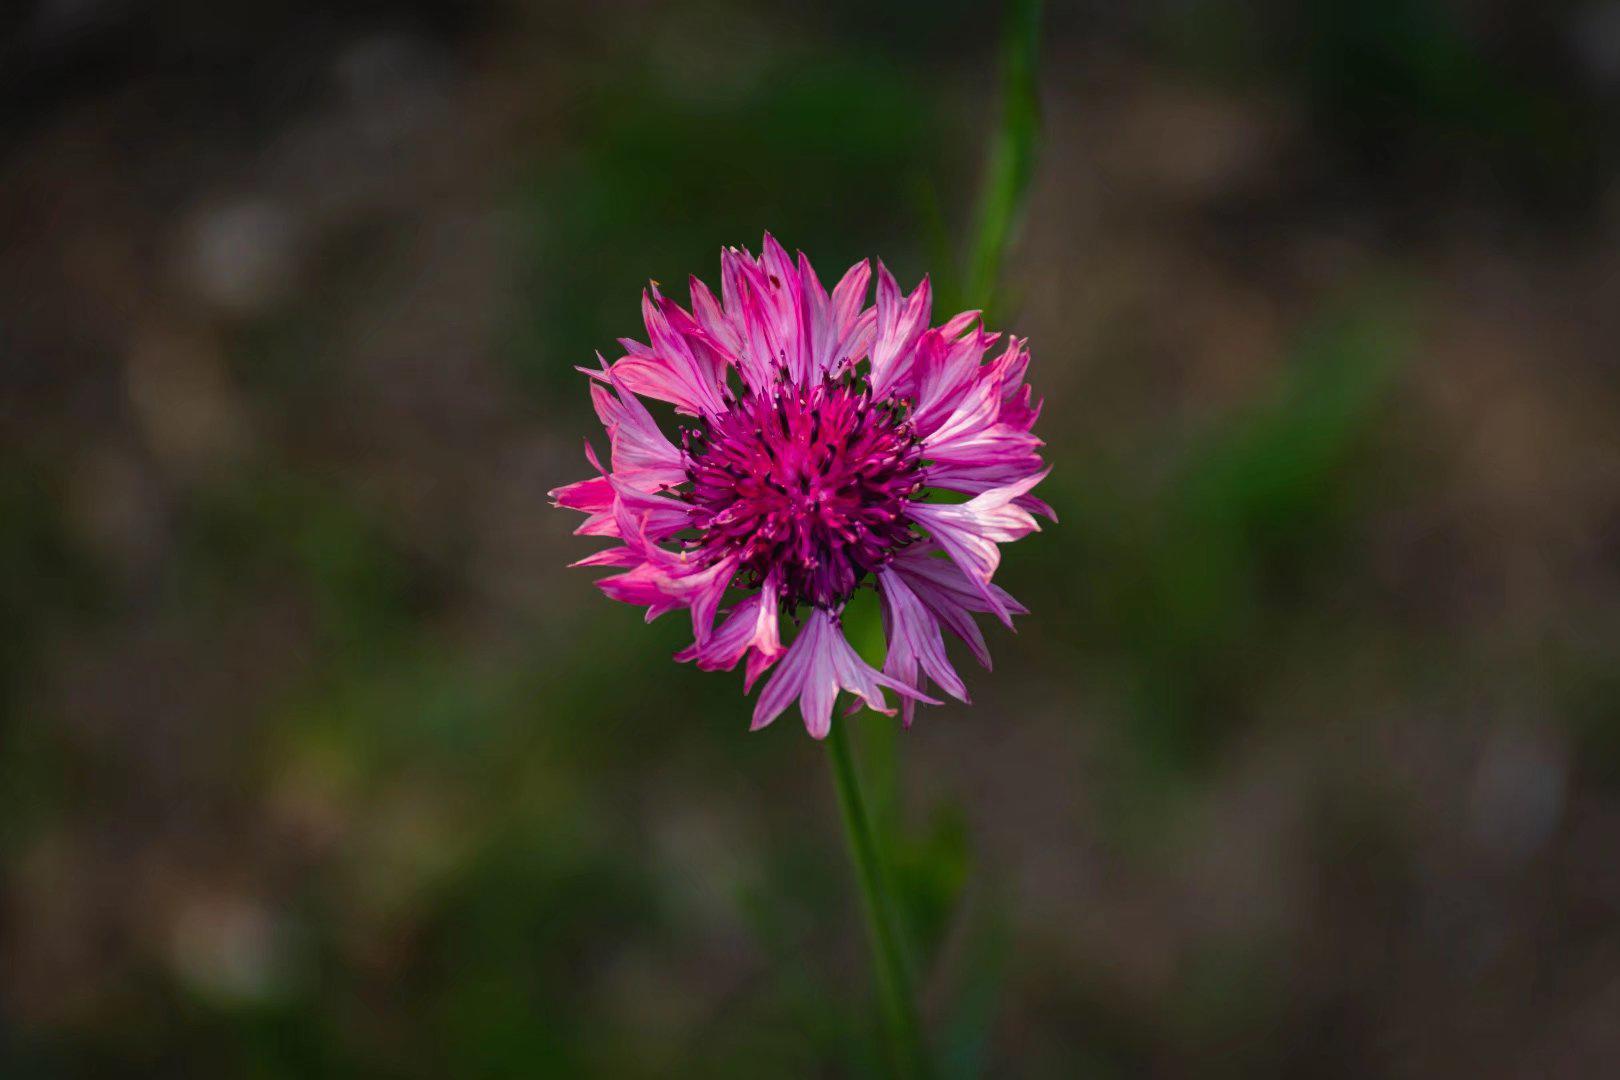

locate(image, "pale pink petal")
(736, 273), (786, 391)
(925, 463), (1057, 521)
(607, 475), (694, 542)
(907, 470), (1048, 620)
(760, 233), (812, 381)
(599, 547), (737, 642)
(984, 337), (1042, 432)
(798, 251), (834, 376)
(674, 579), (784, 687)
(611, 353), (714, 417)
(750, 614), (820, 732)
(938, 309), (982, 338)
(689, 274), (742, 356)
(752, 610), (935, 738)
(878, 568), (968, 726)
(869, 263), (931, 399)
(653, 291), (732, 389)
(830, 258), (871, 335)
(889, 544), (1028, 662)
(590, 367), (686, 489)
(823, 259), (876, 377)
(595, 560), (690, 623)
(911, 327), (999, 437)
(609, 289), (727, 416)
(831, 308), (877, 378)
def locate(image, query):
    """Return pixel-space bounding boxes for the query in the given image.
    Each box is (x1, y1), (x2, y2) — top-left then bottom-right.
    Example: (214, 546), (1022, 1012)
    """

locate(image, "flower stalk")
(828, 719), (928, 1078)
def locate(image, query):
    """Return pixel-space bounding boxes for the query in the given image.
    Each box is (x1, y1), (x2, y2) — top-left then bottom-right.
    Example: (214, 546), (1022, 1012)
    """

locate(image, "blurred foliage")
(513, 39), (946, 400)
(1102, 290), (1410, 777)
(1158, 0), (1608, 213)
(963, 0), (1043, 318)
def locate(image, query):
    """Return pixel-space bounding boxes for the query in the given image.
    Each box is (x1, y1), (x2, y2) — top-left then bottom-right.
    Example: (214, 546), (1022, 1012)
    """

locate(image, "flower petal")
(751, 610), (936, 738)
(675, 579), (783, 689)
(878, 568), (968, 727)
(610, 289), (728, 416)
(590, 365), (685, 489)
(911, 327), (999, 438)
(761, 232), (812, 382)
(888, 544), (1027, 663)
(908, 470), (1048, 618)
(870, 263), (931, 399)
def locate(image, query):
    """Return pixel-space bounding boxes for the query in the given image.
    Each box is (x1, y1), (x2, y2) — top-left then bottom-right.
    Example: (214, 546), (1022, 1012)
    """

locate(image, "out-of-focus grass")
(512, 46), (945, 401)
(1159, 0), (1606, 212)
(0, 464), (90, 854)
(962, 0), (1042, 320)
(1044, 286), (1412, 816)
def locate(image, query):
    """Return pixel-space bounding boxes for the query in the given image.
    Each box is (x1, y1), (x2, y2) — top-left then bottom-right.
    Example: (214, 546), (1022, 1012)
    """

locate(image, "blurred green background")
(4, 1), (1620, 1075)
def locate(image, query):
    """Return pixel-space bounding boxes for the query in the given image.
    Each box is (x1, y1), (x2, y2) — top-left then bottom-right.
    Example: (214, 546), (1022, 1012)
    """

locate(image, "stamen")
(681, 378), (924, 609)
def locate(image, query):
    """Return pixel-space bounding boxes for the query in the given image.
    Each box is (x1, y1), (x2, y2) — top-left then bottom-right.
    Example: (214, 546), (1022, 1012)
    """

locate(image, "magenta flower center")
(683, 376), (925, 609)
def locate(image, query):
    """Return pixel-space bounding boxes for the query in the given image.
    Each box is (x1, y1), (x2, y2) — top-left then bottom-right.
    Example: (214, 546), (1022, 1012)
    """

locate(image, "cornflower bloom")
(551, 236), (1050, 737)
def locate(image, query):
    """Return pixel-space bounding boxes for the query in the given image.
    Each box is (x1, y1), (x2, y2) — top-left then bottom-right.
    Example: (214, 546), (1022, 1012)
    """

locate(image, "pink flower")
(550, 236), (1050, 737)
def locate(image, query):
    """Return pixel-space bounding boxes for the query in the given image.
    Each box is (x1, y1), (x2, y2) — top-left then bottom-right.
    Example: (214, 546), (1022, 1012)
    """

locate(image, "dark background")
(4, 1), (1620, 1075)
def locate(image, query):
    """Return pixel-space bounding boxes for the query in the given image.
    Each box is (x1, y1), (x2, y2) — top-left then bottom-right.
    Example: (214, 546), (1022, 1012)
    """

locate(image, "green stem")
(964, 0), (1044, 316)
(828, 720), (927, 1079)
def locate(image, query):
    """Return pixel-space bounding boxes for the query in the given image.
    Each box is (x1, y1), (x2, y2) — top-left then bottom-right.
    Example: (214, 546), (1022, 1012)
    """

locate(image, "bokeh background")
(5, 1), (1620, 1075)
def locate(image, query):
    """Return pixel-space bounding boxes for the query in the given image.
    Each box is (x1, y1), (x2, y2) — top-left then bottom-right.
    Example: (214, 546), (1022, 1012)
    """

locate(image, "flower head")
(550, 236), (1050, 737)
